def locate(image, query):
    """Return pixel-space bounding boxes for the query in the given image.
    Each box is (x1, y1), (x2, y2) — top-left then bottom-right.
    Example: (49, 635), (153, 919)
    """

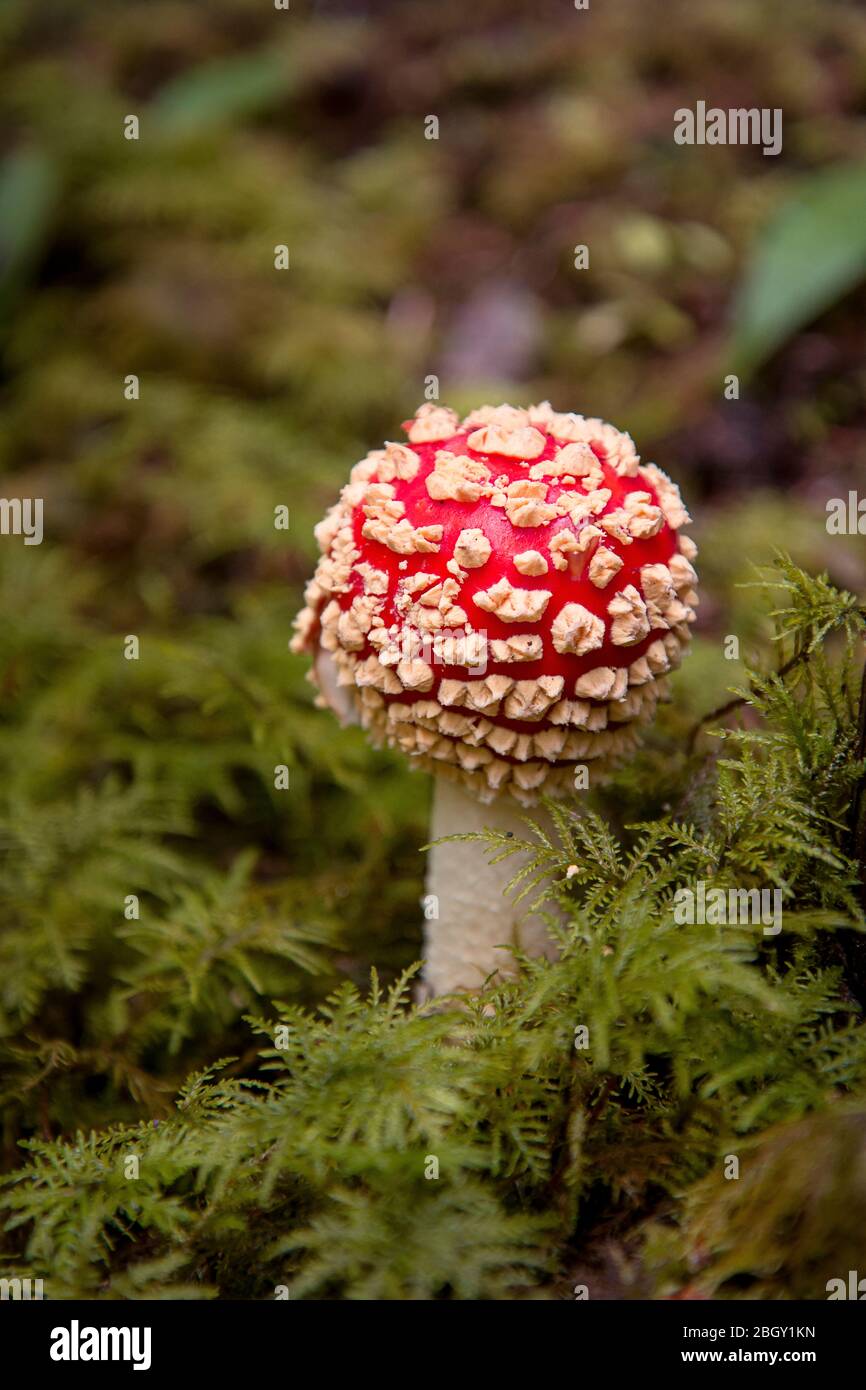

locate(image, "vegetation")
(1, 0), (865, 1299)
(1, 558), (863, 1299)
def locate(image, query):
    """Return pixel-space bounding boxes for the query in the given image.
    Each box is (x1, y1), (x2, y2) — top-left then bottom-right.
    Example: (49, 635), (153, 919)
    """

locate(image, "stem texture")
(423, 776), (558, 996)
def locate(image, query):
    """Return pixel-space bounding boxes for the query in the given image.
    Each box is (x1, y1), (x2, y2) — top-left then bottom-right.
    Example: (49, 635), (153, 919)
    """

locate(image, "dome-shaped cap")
(293, 403), (699, 804)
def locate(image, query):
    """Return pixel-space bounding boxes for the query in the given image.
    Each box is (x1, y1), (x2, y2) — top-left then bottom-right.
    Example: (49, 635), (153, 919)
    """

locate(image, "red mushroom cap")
(293, 402), (699, 803)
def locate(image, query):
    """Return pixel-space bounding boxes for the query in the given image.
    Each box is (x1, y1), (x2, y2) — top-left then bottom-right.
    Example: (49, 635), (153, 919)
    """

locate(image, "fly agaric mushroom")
(292, 403), (698, 996)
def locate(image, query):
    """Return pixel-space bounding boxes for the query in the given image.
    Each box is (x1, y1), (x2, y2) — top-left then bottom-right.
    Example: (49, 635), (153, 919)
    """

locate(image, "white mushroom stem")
(313, 647), (357, 724)
(313, 651), (557, 998)
(423, 776), (558, 998)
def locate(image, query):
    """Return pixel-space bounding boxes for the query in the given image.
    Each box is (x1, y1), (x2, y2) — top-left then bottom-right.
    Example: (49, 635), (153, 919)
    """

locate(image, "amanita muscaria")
(292, 402), (698, 996)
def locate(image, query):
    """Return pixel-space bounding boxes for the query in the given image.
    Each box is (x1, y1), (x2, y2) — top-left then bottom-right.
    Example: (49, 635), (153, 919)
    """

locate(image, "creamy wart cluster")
(292, 403), (698, 804)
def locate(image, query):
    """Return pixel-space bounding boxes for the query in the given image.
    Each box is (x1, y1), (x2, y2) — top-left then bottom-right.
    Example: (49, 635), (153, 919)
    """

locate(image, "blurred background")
(1, 0), (866, 1147)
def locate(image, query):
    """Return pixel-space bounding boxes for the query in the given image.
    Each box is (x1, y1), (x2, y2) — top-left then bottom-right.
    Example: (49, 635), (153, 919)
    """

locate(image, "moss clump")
(1, 559), (864, 1299)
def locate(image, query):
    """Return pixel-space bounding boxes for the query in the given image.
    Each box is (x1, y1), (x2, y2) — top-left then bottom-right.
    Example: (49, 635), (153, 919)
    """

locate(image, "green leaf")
(731, 159), (866, 374)
(0, 147), (59, 313)
(151, 50), (293, 138)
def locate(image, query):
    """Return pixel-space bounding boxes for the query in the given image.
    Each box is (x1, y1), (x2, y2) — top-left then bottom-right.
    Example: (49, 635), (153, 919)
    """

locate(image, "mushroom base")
(422, 776), (560, 997)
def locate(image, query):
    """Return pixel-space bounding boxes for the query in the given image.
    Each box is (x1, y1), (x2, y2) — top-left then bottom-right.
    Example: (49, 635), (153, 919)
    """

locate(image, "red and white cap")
(292, 402), (698, 804)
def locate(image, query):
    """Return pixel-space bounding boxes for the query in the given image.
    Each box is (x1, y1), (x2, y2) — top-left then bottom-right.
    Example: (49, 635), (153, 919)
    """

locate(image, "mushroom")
(292, 402), (699, 996)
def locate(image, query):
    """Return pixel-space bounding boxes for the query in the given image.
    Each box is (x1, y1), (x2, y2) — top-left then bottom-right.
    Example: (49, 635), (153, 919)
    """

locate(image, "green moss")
(1, 0), (866, 1300)
(1, 559), (864, 1298)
